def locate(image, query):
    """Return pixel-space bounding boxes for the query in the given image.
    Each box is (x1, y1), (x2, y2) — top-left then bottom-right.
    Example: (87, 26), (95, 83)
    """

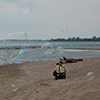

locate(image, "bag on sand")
(53, 70), (57, 76)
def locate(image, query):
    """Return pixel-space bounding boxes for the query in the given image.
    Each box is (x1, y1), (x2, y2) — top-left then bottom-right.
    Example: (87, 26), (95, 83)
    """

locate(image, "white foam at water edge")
(93, 50), (100, 52)
(64, 49), (88, 52)
(0, 63), (3, 65)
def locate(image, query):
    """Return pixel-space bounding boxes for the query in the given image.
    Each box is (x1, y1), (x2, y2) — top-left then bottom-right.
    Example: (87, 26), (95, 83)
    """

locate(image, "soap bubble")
(3, 31), (29, 63)
(18, 0), (33, 16)
(42, 42), (54, 55)
(19, 66), (30, 75)
(87, 72), (94, 81)
(0, 75), (3, 78)
(62, 27), (68, 33)
(57, 46), (64, 54)
(11, 84), (17, 92)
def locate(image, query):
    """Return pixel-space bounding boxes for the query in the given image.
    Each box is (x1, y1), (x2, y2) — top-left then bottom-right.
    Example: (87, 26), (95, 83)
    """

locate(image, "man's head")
(56, 63), (59, 65)
(59, 61), (63, 64)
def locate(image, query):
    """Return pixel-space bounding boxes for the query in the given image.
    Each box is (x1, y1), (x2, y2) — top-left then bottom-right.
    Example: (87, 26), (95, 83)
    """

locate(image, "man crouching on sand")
(53, 61), (66, 80)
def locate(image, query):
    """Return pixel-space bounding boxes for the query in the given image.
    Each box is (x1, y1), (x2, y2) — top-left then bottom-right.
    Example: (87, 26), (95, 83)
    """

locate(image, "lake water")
(0, 40), (100, 65)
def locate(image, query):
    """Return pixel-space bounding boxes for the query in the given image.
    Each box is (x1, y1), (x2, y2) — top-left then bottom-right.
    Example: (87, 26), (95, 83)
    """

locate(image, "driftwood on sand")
(60, 57), (83, 63)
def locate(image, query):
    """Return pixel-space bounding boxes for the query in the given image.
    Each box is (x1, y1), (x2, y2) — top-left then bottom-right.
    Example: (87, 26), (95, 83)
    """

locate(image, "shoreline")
(0, 56), (100, 66)
(1, 56), (100, 66)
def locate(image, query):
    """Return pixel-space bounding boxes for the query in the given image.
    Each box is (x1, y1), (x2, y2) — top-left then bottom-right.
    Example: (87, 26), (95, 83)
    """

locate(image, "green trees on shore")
(50, 36), (100, 41)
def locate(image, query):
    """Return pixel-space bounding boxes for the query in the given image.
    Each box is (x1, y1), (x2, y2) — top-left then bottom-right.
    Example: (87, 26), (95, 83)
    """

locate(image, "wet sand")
(0, 57), (100, 100)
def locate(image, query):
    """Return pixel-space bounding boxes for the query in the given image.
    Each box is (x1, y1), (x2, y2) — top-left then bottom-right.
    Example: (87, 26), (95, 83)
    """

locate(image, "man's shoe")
(54, 76), (57, 80)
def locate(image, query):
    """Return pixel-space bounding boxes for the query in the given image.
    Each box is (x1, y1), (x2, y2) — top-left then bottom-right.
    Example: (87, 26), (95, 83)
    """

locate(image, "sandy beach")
(0, 57), (100, 100)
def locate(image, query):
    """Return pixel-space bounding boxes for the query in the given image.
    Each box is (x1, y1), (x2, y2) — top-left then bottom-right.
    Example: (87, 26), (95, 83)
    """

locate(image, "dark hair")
(59, 61), (63, 64)
(56, 63), (59, 65)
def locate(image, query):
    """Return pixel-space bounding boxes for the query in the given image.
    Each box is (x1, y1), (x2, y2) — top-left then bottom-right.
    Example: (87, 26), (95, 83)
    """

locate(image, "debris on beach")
(60, 57), (83, 63)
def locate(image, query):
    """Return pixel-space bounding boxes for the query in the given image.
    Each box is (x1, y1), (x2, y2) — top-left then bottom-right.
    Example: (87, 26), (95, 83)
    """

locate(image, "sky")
(0, 0), (100, 40)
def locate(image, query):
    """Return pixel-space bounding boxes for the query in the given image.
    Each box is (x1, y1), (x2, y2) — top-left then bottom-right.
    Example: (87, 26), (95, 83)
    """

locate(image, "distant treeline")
(49, 36), (100, 41)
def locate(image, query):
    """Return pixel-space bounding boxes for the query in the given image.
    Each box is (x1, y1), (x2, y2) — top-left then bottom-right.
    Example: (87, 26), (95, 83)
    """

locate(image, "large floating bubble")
(18, 0), (33, 16)
(57, 46), (64, 55)
(3, 31), (29, 63)
(62, 27), (68, 33)
(42, 42), (54, 55)
(87, 72), (94, 81)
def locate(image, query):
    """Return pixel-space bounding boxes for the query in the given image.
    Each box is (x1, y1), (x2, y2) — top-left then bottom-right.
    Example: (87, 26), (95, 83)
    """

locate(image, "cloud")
(0, 0), (100, 39)
(1, 0), (20, 3)
(50, 4), (65, 9)
(0, 1), (19, 16)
